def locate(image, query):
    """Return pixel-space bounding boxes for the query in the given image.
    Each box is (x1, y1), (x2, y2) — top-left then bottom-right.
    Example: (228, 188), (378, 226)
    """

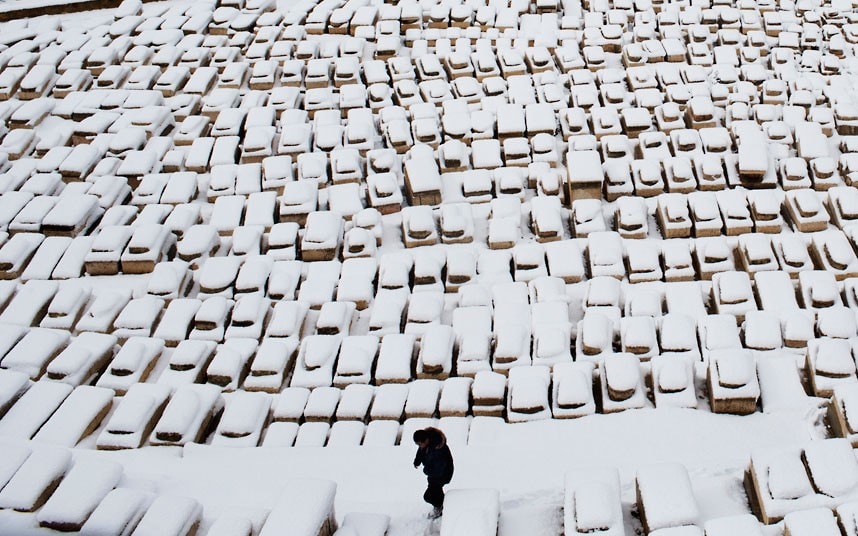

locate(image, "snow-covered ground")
(0, 407), (819, 535)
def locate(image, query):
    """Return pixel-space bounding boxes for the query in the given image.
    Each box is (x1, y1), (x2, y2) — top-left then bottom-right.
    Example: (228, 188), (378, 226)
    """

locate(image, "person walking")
(413, 427), (454, 518)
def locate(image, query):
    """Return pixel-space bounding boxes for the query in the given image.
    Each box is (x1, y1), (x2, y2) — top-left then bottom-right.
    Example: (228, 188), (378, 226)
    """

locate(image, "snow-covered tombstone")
(783, 508), (840, 536)
(291, 335), (342, 389)
(756, 355), (812, 415)
(401, 205), (438, 249)
(564, 467), (624, 536)
(373, 333), (415, 385)
(0, 232), (42, 280)
(702, 515), (762, 536)
(530, 195), (566, 242)
(77, 487), (152, 536)
(265, 299), (308, 340)
(258, 479), (336, 536)
(784, 188), (830, 233)
(706, 350), (760, 415)
(131, 494), (203, 536)
(620, 316), (659, 361)
(740, 311), (782, 354)
(472, 370), (507, 417)
(153, 298), (201, 347)
(112, 296), (165, 340)
(806, 338), (857, 397)
(598, 354), (648, 413)
(804, 437), (858, 500)
(636, 463), (700, 533)
(746, 444), (822, 524)
(0, 327), (69, 380)
(96, 383), (171, 450)
(150, 383), (223, 447)
(176, 224), (220, 269)
(798, 270), (842, 310)
(435, 377), (471, 418)
(120, 223), (175, 274)
(417, 325), (455, 380)
(84, 226), (133, 276)
(810, 230), (858, 280)
(0, 447), (71, 512)
(650, 356), (697, 409)
(211, 390), (271, 448)
(145, 260), (192, 301)
(334, 513), (389, 536)
(225, 293), (270, 340)
(333, 336), (379, 387)
(552, 362), (596, 419)
(439, 489), (500, 536)
(301, 210), (344, 262)
(506, 365), (551, 422)
(35, 459), (122, 532)
(45, 331), (116, 387)
(197, 256), (243, 299)
(0, 369), (28, 417)
(159, 339), (217, 388)
(404, 291), (444, 338)
(587, 231), (625, 279)
(657, 193), (692, 239)
(315, 300), (355, 337)
(542, 240), (584, 283)
(404, 379), (442, 419)
(264, 222), (299, 261)
(188, 296), (233, 343)
(302, 386), (341, 423)
(0, 379), (73, 440)
(95, 336), (164, 394)
(205, 339), (258, 391)
(711, 271), (757, 322)
(687, 191), (723, 237)
(576, 311), (615, 361)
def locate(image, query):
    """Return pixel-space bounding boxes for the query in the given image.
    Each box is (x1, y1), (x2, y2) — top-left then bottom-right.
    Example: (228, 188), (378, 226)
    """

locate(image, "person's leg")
(423, 478), (444, 508)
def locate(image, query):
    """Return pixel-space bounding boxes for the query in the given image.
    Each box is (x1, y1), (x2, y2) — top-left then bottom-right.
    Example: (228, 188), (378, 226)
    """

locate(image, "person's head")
(413, 429), (430, 448)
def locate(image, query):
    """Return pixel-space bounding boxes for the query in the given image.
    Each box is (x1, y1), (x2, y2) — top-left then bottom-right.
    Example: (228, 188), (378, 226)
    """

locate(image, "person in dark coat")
(413, 427), (454, 517)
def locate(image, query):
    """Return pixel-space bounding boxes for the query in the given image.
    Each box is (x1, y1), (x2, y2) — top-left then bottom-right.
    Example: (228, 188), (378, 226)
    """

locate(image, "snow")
(98, 383), (170, 449)
(212, 391), (270, 447)
(0, 446), (71, 511)
(804, 439), (858, 497)
(0, 379), (73, 439)
(703, 514), (762, 536)
(35, 459), (122, 531)
(440, 489), (499, 536)
(79, 487), (151, 535)
(564, 467), (622, 535)
(36, 382), (114, 438)
(784, 508), (840, 536)
(636, 463), (700, 531)
(258, 479), (336, 536)
(132, 494), (202, 536)
(0, 1), (855, 533)
(151, 384), (221, 446)
(0, 328), (69, 379)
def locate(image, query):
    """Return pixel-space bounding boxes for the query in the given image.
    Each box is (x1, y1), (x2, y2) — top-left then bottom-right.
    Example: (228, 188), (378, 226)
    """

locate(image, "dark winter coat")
(413, 427), (454, 484)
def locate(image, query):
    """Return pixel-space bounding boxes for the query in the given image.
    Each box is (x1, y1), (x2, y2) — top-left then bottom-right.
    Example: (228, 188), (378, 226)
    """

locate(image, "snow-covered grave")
(258, 478), (337, 536)
(35, 458), (122, 532)
(636, 462), (700, 533)
(746, 438), (858, 524)
(564, 467), (623, 536)
(439, 488), (499, 536)
(2, 0), (858, 531)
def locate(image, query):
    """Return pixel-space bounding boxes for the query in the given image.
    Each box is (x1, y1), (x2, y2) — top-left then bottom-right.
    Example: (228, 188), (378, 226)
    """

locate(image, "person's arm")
(414, 447), (424, 468)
